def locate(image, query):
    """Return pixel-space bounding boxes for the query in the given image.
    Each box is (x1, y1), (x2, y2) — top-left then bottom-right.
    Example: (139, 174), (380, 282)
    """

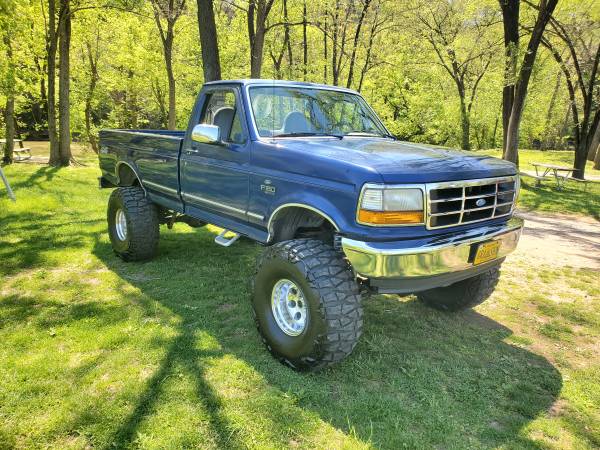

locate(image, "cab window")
(200, 90), (246, 144)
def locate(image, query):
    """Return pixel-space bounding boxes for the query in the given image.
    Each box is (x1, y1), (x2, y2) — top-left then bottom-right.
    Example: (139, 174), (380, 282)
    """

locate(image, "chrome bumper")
(342, 217), (523, 280)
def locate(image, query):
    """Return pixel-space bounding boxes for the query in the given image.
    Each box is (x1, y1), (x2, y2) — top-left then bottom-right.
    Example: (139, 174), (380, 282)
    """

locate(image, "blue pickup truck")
(99, 79), (523, 371)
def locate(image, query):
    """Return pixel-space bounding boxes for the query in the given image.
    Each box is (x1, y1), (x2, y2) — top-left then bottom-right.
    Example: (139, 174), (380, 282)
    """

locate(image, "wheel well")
(269, 207), (337, 244)
(117, 164), (141, 187)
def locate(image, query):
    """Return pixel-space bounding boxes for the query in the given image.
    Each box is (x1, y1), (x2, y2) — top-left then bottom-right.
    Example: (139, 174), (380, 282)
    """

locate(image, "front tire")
(107, 186), (159, 261)
(417, 265), (501, 311)
(252, 239), (363, 371)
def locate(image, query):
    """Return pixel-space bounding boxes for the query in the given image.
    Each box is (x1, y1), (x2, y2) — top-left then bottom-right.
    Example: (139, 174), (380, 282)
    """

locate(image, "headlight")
(358, 185), (424, 225)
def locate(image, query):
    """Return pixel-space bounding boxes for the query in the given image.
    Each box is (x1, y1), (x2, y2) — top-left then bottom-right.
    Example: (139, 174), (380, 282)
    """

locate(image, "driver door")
(180, 87), (250, 221)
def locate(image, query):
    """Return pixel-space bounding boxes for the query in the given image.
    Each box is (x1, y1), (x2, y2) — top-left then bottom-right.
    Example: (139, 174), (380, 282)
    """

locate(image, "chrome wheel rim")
(115, 209), (128, 241)
(271, 279), (308, 336)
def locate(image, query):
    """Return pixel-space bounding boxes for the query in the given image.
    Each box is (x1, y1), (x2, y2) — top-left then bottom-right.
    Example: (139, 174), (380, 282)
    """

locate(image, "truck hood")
(278, 138), (517, 183)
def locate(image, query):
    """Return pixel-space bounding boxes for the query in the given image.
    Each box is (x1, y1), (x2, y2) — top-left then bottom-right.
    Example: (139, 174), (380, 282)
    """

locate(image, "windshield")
(249, 86), (389, 138)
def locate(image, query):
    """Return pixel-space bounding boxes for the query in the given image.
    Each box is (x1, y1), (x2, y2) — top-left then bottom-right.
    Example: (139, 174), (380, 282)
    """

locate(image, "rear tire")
(252, 239), (363, 371)
(417, 265), (501, 312)
(107, 186), (159, 261)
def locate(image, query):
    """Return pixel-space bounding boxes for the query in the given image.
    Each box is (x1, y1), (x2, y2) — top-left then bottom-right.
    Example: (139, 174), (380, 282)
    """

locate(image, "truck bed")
(99, 129), (185, 210)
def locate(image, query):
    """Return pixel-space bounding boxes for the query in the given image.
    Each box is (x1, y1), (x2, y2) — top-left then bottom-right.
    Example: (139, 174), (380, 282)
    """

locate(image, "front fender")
(267, 188), (357, 241)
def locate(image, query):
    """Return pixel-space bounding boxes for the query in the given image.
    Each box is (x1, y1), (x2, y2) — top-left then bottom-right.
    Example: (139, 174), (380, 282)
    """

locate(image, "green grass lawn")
(1, 161), (599, 449)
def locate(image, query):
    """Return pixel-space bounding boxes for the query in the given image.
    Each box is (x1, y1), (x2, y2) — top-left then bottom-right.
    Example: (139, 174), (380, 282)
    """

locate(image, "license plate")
(473, 240), (501, 265)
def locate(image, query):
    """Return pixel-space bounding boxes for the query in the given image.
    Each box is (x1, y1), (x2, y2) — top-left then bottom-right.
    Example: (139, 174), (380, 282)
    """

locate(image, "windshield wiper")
(344, 131), (397, 140)
(273, 132), (344, 139)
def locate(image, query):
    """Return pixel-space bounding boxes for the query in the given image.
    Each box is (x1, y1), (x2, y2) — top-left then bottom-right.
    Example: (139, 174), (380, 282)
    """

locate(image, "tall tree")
(84, 35), (100, 153)
(539, 16), (599, 179)
(0, 0), (17, 164)
(415, 0), (497, 150)
(58, 0), (72, 165)
(150, 0), (186, 130)
(247, 0), (275, 78)
(358, 0), (388, 92)
(501, 0), (558, 164)
(47, 0), (61, 165)
(322, 9), (328, 82)
(197, 0), (221, 82)
(499, 0), (519, 152)
(2, 33), (15, 165)
(330, 0), (352, 86)
(346, 0), (371, 89)
(269, 0), (292, 79)
(302, 0), (307, 80)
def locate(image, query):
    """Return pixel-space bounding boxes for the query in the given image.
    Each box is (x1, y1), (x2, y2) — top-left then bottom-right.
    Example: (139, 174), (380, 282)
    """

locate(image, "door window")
(200, 90), (246, 144)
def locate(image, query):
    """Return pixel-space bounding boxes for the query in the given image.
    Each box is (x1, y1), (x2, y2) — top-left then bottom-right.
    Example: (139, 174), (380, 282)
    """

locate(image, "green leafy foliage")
(0, 0), (597, 157)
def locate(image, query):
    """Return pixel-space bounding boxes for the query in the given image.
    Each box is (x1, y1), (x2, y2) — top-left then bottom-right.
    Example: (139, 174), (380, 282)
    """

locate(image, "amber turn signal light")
(358, 209), (424, 225)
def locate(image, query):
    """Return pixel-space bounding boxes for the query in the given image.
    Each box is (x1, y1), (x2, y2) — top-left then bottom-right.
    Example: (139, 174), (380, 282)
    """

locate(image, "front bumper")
(342, 217), (523, 293)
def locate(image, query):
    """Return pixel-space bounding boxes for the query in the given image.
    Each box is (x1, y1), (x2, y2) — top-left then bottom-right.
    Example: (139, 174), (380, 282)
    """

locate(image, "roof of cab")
(203, 79), (358, 94)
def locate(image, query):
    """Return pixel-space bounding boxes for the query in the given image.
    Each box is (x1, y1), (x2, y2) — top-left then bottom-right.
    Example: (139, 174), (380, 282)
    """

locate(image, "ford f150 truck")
(99, 79), (523, 371)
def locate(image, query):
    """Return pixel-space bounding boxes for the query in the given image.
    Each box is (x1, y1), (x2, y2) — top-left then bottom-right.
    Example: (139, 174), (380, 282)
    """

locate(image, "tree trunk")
(58, 0), (72, 166)
(283, 0), (292, 79)
(251, 24), (266, 78)
(197, 0), (221, 82)
(2, 31), (15, 164)
(323, 15), (328, 83)
(587, 121), (600, 161)
(248, 0), (273, 79)
(346, 0), (371, 89)
(47, 0), (60, 166)
(594, 142), (600, 169)
(573, 141), (589, 179)
(3, 97), (15, 165)
(491, 105), (500, 149)
(151, 0), (185, 130)
(358, 1), (379, 92)
(499, 0), (519, 157)
(331, 0), (339, 85)
(250, 26), (265, 78)
(303, 0), (308, 81)
(459, 96), (471, 151)
(165, 31), (176, 130)
(151, 78), (168, 126)
(334, 6), (351, 86)
(542, 68), (562, 149)
(504, 0), (558, 165)
(572, 45), (600, 179)
(84, 41), (99, 154)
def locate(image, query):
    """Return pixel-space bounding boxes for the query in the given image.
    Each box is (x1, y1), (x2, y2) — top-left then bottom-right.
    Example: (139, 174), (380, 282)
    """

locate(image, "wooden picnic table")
(0, 139), (31, 161)
(532, 162), (576, 190)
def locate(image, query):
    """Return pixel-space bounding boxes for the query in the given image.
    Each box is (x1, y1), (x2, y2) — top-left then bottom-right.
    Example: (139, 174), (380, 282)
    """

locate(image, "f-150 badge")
(261, 179), (276, 195)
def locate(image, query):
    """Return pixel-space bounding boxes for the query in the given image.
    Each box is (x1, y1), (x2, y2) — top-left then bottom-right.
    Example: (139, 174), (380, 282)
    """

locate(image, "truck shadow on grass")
(92, 226), (562, 449)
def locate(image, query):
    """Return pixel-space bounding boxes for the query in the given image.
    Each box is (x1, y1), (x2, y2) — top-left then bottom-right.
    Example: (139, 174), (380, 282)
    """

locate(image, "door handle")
(187, 149), (200, 154)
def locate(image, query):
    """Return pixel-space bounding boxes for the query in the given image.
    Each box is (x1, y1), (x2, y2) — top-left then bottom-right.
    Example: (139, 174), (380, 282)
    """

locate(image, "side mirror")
(191, 124), (220, 144)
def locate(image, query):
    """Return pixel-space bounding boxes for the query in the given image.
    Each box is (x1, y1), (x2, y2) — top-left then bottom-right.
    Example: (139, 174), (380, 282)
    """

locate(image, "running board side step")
(215, 230), (241, 247)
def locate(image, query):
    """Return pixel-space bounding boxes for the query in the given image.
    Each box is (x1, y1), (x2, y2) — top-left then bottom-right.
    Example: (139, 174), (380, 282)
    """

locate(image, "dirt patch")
(548, 399), (569, 417)
(509, 210), (600, 269)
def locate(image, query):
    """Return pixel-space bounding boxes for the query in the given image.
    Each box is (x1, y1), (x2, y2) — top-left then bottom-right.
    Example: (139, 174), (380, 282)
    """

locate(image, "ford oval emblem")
(475, 198), (486, 207)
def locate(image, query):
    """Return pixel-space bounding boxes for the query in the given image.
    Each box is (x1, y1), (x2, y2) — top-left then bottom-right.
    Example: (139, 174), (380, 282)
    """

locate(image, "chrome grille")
(426, 176), (518, 229)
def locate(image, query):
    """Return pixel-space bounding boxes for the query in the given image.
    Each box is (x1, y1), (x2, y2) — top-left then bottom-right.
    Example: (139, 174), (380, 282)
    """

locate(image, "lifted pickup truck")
(99, 79), (523, 371)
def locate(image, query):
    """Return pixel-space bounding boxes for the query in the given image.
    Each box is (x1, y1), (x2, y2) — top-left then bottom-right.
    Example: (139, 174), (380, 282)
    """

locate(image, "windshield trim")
(244, 83), (391, 141)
